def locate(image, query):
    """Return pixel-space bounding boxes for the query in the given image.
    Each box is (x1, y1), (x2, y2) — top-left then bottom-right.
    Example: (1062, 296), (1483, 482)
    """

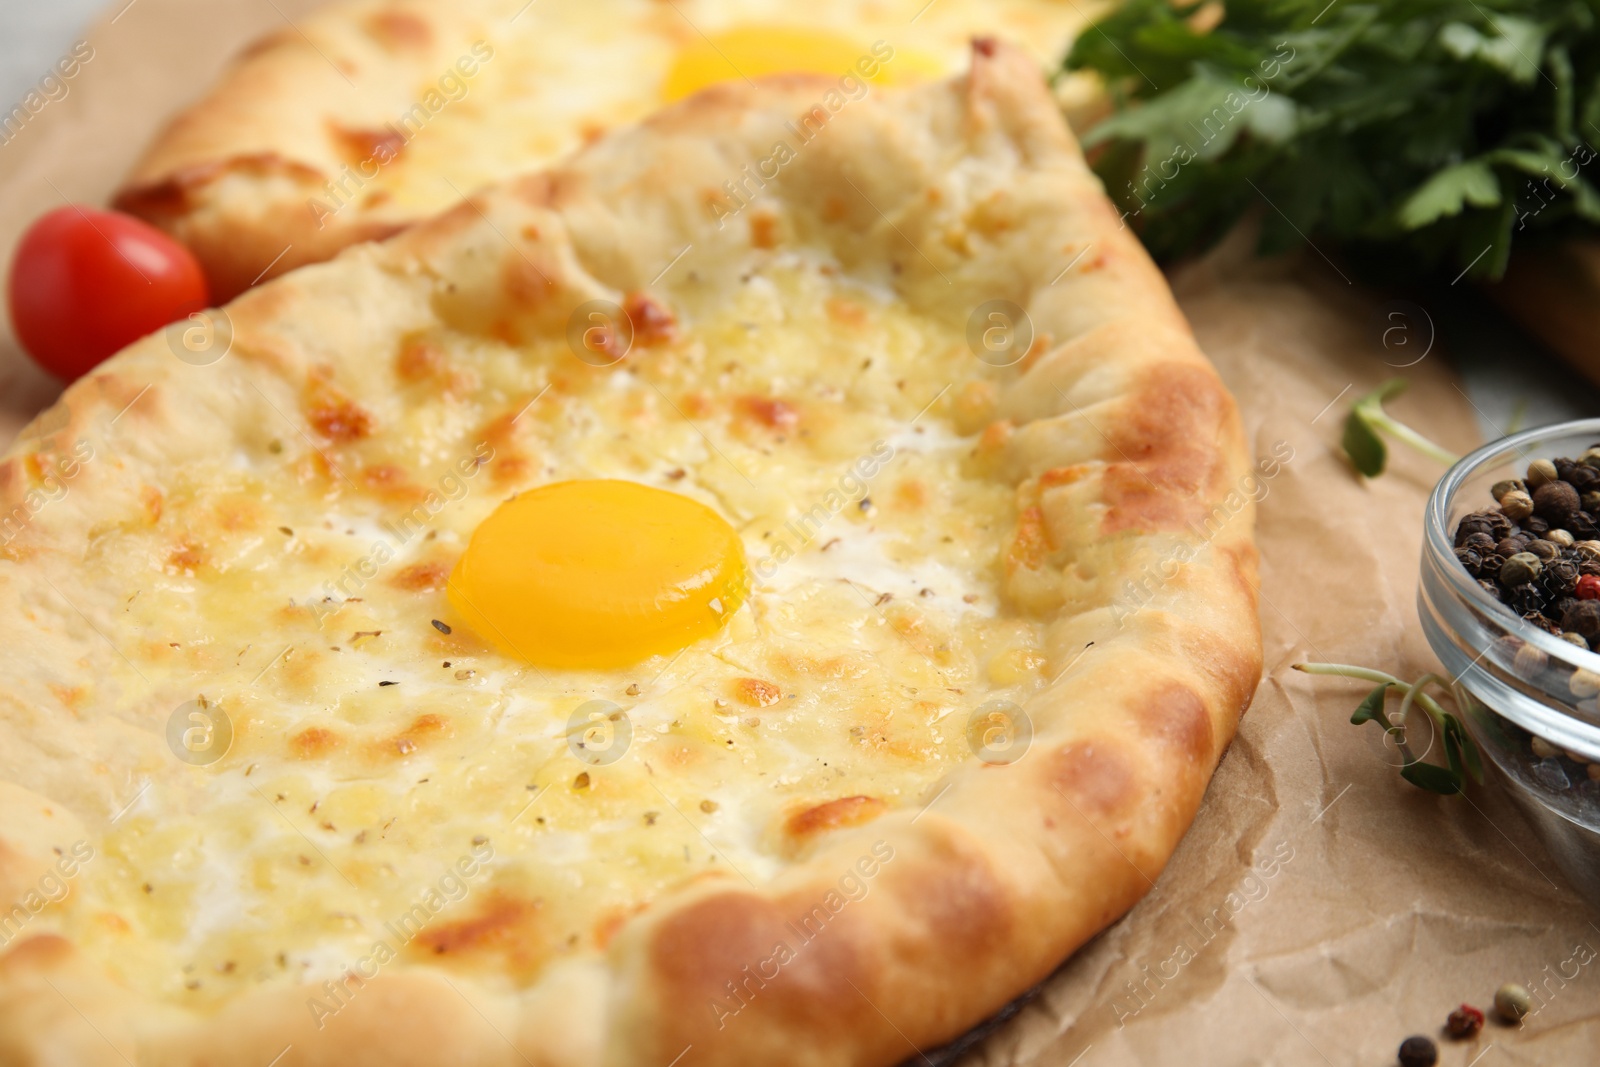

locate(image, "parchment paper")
(1, 2), (1596, 1063)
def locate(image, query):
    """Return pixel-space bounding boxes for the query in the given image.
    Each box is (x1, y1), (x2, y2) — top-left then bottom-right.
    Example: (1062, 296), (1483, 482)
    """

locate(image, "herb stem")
(1292, 662), (1398, 685)
(1399, 672), (1450, 732)
(1292, 662), (1454, 725)
(1366, 410), (1460, 467)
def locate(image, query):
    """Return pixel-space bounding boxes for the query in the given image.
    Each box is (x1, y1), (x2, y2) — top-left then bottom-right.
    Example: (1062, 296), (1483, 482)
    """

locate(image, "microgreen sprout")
(1342, 378), (1460, 478)
(1293, 662), (1485, 795)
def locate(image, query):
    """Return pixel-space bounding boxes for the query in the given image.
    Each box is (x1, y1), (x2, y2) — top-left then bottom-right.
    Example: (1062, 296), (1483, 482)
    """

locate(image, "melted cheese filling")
(311, 0), (1091, 216)
(55, 260), (1044, 1006)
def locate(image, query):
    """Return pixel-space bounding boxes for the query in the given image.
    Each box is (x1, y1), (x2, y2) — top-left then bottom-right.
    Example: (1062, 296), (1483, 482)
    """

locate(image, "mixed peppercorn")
(1452, 451), (1600, 640)
(1450, 452), (1600, 803)
(1395, 988), (1529, 1065)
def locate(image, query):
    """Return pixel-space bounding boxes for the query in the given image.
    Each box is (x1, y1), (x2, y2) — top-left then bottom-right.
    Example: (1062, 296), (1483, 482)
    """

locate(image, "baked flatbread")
(114, 0), (1096, 301)
(1, 43), (1258, 1066)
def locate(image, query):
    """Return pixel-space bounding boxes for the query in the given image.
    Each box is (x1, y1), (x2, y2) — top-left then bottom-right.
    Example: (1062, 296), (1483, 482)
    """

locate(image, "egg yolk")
(447, 480), (747, 669)
(662, 26), (937, 102)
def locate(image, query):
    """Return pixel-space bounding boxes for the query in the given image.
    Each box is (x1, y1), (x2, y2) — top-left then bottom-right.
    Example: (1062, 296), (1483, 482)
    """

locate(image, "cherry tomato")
(8, 205), (208, 381)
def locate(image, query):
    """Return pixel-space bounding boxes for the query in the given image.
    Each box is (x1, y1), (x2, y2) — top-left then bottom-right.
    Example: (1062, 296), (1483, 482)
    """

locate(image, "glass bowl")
(1418, 418), (1600, 903)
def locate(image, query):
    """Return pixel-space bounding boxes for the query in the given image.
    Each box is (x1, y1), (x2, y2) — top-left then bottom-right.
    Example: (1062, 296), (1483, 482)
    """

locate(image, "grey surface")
(0, 0), (108, 114)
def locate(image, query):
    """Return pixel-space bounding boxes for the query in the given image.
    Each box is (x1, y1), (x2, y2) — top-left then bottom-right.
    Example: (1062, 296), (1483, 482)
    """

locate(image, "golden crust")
(112, 0), (1099, 303)
(1, 43), (1259, 1066)
(113, 0), (468, 299)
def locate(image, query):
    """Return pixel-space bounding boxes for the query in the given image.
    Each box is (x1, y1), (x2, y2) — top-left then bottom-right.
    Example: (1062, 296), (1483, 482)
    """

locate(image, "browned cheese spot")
(623, 291), (678, 347)
(382, 713), (450, 758)
(392, 560), (451, 592)
(475, 407), (535, 488)
(359, 464), (425, 504)
(731, 677), (782, 708)
(1005, 505), (1051, 574)
(892, 478), (928, 511)
(327, 122), (406, 168)
(289, 726), (341, 760)
(738, 395), (800, 433)
(976, 419), (1013, 458)
(166, 540), (205, 575)
(304, 370), (373, 443)
(412, 892), (544, 978)
(825, 296), (866, 327)
(395, 336), (447, 383)
(363, 10), (433, 51)
(785, 795), (887, 839)
(750, 212), (780, 249)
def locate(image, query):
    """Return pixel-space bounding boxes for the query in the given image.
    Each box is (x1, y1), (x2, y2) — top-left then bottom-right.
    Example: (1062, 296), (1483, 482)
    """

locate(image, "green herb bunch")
(1065, 0), (1600, 280)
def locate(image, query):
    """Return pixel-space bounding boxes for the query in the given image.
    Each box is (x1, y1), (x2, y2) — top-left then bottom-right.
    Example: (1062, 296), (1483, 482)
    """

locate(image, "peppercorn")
(1513, 642), (1549, 674)
(1584, 491), (1600, 514)
(1533, 481), (1581, 525)
(1544, 558), (1580, 593)
(1565, 599), (1600, 638)
(1504, 585), (1542, 617)
(1495, 982), (1532, 1022)
(1562, 631), (1590, 650)
(1522, 609), (1562, 634)
(1500, 552), (1543, 586)
(1525, 538), (1560, 561)
(1455, 513), (1498, 545)
(1580, 575), (1600, 600)
(1501, 490), (1535, 521)
(1492, 478), (1526, 502)
(1451, 460), (1600, 637)
(1398, 1035), (1438, 1067)
(1570, 669), (1600, 699)
(1581, 447), (1600, 468)
(1446, 1003), (1484, 1039)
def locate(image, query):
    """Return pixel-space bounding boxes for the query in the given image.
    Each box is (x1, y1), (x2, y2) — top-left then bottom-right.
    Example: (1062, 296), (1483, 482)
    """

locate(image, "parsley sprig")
(1065, 0), (1600, 281)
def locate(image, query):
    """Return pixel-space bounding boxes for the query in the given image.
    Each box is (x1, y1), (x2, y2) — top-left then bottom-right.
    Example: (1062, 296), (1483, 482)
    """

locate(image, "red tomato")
(8, 206), (208, 381)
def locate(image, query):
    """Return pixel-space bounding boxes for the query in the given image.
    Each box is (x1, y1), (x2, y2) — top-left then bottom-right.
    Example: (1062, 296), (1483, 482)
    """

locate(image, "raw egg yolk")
(662, 26), (938, 102)
(447, 480), (747, 669)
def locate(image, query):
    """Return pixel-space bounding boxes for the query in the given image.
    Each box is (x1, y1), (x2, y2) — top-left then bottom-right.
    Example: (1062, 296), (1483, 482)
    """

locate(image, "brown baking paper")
(1, 2), (1597, 1063)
